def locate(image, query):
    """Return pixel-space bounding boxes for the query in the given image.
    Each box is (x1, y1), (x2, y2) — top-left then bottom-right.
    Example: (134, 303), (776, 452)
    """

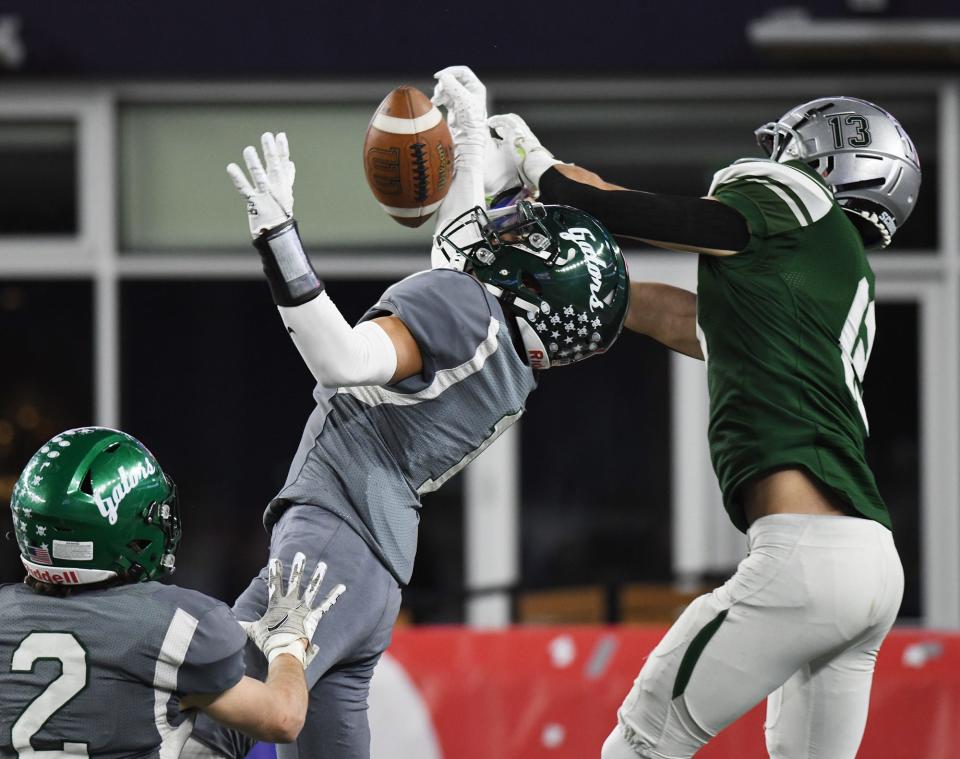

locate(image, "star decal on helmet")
(551, 330), (560, 339)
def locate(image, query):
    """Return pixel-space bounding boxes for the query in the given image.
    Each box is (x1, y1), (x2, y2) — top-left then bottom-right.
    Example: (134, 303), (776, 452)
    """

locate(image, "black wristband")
(253, 220), (325, 307)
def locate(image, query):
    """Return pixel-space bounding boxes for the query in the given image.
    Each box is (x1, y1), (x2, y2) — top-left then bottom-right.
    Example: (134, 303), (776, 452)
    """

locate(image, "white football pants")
(603, 513), (904, 759)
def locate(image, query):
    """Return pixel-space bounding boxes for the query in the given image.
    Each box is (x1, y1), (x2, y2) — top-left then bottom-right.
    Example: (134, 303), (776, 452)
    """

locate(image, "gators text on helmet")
(433, 200), (630, 369)
(10, 427), (181, 587)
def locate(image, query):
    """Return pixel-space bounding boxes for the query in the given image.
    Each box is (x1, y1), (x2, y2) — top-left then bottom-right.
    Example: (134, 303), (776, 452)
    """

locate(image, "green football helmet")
(434, 201), (630, 368)
(10, 427), (181, 587)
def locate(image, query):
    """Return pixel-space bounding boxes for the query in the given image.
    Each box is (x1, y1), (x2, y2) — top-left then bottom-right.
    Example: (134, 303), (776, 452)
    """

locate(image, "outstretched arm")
(182, 553), (346, 743)
(227, 132), (423, 386)
(182, 658), (308, 744)
(627, 282), (703, 360)
(488, 115), (749, 257)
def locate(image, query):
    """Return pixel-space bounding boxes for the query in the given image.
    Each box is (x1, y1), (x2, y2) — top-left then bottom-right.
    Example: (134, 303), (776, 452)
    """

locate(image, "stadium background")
(0, 1), (958, 756)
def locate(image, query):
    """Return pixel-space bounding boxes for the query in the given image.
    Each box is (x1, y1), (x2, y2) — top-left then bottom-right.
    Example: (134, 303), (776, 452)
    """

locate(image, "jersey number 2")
(10, 632), (89, 758)
(840, 277), (876, 432)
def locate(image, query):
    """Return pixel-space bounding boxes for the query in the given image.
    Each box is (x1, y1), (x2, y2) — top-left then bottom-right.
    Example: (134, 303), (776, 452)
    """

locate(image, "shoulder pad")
(709, 159), (835, 228)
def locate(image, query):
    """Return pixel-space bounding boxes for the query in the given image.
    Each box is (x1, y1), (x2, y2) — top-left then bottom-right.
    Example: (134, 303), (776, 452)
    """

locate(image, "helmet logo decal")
(92, 459), (157, 525)
(558, 228), (605, 311)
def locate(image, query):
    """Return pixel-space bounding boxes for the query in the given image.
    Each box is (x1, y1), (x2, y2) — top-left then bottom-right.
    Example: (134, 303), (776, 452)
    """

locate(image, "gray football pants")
(192, 506), (403, 759)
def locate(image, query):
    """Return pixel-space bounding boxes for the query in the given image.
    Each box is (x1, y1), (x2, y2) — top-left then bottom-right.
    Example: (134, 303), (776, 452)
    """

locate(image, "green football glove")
(240, 552), (346, 669)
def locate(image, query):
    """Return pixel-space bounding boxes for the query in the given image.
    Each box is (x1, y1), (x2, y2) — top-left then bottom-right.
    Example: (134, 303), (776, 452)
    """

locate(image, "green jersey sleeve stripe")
(713, 180), (806, 236)
(710, 159), (833, 224)
(752, 178), (812, 226)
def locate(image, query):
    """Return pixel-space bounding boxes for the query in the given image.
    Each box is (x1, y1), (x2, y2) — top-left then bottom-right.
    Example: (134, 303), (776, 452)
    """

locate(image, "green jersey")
(698, 158), (888, 532)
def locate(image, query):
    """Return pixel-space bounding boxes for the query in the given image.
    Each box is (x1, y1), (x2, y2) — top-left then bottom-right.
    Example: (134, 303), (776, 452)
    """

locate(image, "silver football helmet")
(756, 97), (921, 248)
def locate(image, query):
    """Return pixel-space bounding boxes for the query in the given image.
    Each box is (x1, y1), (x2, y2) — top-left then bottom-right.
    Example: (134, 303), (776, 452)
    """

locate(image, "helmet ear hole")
(520, 271), (542, 296)
(79, 470), (94, 496)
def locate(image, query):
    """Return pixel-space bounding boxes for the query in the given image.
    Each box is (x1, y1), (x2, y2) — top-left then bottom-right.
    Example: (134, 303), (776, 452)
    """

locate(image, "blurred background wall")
(0, 0), (958, 629)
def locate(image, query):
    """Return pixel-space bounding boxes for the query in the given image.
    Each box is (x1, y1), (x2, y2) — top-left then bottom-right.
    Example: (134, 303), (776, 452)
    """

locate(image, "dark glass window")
(0, 281), (93, 583)
(520, 331), (671, 601)
(866, 302), (920, 619)
(120, 279), (464, 621)
(0, 123), (77, 235)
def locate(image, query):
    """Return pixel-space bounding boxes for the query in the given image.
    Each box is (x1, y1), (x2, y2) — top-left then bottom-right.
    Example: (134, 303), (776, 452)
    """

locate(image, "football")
(363, 85), (455, 228)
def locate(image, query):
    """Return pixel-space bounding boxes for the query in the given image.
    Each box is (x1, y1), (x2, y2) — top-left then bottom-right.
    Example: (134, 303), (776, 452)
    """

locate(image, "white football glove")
(227, 131), (297, 238)
(483, 126), (522, 201)
(431, 65), (487, 156)
(239, 552), (346, 669)
(487, 113), (562, 195)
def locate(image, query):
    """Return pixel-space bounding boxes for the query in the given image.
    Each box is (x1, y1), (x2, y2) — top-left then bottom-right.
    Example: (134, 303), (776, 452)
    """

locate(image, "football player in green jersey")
(489, 97), (920, 758)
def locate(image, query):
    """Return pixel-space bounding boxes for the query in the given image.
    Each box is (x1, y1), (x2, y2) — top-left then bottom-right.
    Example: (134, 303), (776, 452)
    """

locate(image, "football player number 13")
(10, 632), (89, 758)
(840, 277), (876, 433)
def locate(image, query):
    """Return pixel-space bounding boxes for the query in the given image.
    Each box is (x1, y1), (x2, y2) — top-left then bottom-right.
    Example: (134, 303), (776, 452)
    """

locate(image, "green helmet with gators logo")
(9, 427), (181, 587)
(434, 201), (630, 369)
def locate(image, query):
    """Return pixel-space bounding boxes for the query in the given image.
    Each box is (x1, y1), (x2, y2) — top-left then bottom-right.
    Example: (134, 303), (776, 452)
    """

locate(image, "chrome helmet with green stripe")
(433, 200), (629, 369)
(755, 97), (921, 248)
(10, 427), (181, 587)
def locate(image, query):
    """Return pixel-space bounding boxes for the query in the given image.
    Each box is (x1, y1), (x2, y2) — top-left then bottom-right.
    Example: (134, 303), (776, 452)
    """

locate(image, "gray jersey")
(269, 268), (537, 584)
(0, 581), (246, 758)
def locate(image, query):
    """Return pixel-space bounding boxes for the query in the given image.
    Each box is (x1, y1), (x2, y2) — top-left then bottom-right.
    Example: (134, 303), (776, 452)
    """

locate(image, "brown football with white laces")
(363, 85), (455, 228)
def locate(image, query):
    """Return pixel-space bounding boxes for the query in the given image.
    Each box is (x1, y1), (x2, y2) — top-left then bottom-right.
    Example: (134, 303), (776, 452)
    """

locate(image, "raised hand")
(227, 131), (296, 238)
(240, 552), (346, 669)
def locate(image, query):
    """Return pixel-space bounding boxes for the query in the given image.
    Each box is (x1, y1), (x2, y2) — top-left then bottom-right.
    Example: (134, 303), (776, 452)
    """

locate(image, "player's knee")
(601, 726), (643, 759)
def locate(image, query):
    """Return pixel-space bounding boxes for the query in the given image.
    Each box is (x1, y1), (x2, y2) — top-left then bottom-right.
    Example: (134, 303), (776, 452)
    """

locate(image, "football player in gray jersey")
(189, 67), (630, 759)
(0, 427), (345, 757)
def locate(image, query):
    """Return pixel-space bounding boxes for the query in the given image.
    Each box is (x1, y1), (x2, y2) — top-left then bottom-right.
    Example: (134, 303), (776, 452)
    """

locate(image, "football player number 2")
(10, 632), (89, 758)
(840, 277), (876, 432)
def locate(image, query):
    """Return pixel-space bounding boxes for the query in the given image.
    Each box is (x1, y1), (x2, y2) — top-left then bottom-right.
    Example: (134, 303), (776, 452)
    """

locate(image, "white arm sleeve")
(432, 140), (485, 243)
(277, 292), (398, 387)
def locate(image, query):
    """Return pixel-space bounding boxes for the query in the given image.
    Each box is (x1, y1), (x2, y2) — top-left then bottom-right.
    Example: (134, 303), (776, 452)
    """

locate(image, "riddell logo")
(26, 565), (81, 585)
(528, 349), (547, 370)
(93, 460), (156, 525)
